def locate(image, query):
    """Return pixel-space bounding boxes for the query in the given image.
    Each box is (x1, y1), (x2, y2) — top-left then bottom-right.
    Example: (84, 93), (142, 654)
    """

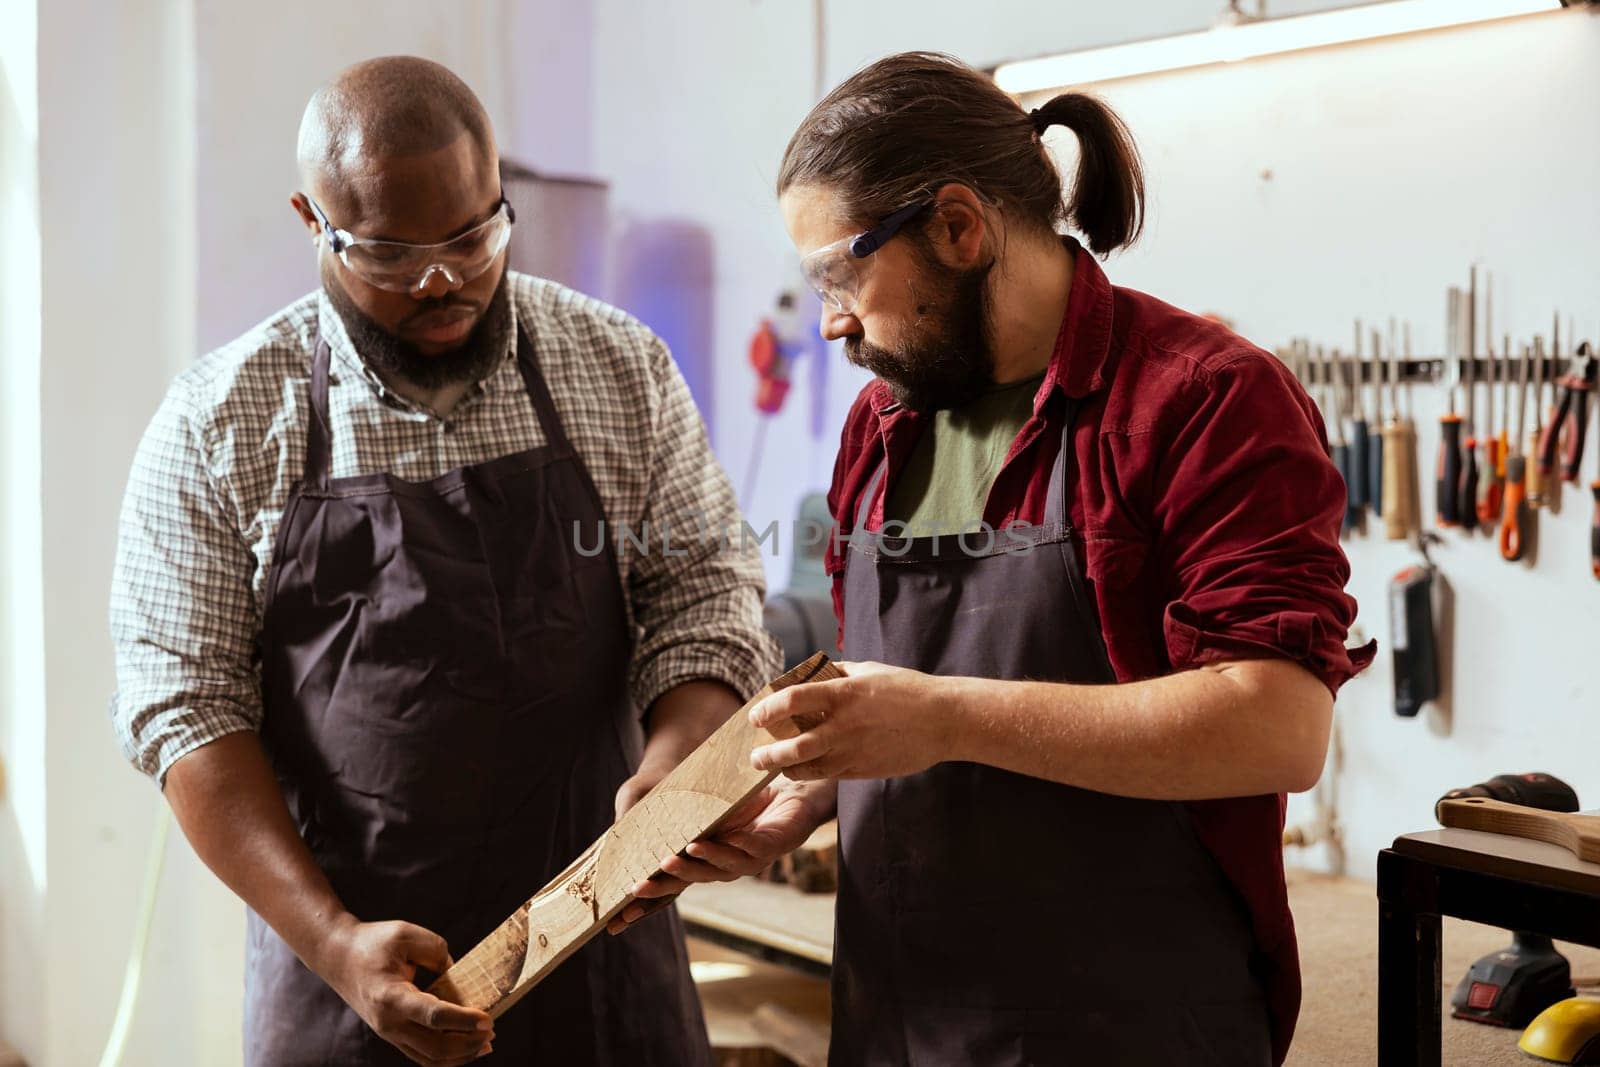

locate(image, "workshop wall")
(591, 3), (1600, 879)
(5, 3), (598, 1065)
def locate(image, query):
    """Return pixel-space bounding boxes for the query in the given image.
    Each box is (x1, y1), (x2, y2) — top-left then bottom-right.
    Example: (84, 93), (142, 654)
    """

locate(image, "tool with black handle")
(1349, 322), (1371, 510)
(1437, 288), (1464, 527)
(1460, 275), (1481, 531)
(1438, 773), (1581, 1029)
(1325, 347), (1360, 536)
(1528, 335), (1548, 509)
(1368, 327), (1384, 518)
(1590, 392), (1600, 580)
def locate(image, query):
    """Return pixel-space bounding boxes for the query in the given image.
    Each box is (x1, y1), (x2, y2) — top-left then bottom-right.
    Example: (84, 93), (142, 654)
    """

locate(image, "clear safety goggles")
(307, 194), (516, 294)
(799, 197), (934, 315)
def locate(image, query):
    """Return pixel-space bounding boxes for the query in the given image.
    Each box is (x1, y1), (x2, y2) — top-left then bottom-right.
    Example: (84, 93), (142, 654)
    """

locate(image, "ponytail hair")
(777, 51), (1145, 257)
(1027, 93), (1144, 255)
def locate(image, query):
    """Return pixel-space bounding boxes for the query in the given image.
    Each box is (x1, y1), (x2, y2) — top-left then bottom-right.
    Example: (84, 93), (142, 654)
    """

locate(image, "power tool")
(1442, 773), (1579, 1029)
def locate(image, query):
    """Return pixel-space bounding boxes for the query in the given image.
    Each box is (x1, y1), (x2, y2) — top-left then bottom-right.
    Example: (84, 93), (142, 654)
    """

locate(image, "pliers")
(1538, 340), (1597, 484)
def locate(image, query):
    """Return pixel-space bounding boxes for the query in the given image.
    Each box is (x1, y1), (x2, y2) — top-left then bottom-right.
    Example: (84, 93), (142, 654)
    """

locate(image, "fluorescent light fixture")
(993, 0), (1562, 93)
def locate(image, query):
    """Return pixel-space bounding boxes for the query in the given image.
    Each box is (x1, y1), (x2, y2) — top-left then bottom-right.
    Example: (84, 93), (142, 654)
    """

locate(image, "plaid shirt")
(111, 272), (778, 784)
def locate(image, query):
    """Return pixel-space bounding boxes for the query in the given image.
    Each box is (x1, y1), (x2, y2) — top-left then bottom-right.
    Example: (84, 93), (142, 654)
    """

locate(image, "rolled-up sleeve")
(1149, 351), (1376, 694)
(625, 337), (781, 710)
(110, 382), (263, 785)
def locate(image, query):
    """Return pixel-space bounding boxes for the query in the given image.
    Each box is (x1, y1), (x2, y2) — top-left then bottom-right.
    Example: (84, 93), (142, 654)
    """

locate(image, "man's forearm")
(162, 731), (355, 976)
(945, 658), (1332, 800)
(640, 678), (745, 764)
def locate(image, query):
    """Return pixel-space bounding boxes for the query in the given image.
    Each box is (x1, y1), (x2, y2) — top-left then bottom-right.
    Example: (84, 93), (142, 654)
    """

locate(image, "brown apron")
(247, 325), (711, 1065)
(834, 392), (1273, 1065)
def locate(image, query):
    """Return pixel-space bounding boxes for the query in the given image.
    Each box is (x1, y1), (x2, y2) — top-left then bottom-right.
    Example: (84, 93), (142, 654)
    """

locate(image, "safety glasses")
(307, 193), (516, 294)
(799, 197), (935, 315)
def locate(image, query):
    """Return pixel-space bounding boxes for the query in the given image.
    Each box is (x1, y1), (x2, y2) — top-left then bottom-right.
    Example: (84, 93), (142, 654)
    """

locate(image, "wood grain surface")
(1436, 797), (1600, 864)
(428, 653), (842, 1018)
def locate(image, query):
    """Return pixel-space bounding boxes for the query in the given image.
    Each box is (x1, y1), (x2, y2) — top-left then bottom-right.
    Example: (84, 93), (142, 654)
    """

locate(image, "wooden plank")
(1436, 798), (1600, 864)
(428, 653), (842, 1018)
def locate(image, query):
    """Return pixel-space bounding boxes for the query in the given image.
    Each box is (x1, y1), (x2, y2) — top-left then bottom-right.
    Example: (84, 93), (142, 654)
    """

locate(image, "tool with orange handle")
(1437, 289), (1465, 528)
(1500, 342), (1531, 562)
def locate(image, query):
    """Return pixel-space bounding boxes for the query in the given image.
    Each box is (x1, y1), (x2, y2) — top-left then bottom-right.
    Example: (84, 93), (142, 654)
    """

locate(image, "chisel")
(1460, 275), (1481, 531)
(1368, 327), (1384, 518)
(1383, 321), (1412, 540)
(1527, 336), (1547, 509)
(1500, 342), (1531, 562)
(1437, 289), (1464, 528)
(1349, 322), (1371, 510)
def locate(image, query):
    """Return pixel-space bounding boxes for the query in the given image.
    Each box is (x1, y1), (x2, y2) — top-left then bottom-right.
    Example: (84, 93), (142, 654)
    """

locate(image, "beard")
(844, 257), (995, 413)
(322, 264), (513, 392)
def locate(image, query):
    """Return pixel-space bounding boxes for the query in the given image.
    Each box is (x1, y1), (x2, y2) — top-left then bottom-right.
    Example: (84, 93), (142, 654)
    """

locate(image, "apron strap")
(512, 325), (578, 458)
(306, 336), (334, 491)
(1043, 396), (1081, 529)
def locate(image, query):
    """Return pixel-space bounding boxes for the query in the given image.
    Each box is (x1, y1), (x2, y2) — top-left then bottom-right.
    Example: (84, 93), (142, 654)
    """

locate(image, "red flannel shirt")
(824, 239), (1376, 1065)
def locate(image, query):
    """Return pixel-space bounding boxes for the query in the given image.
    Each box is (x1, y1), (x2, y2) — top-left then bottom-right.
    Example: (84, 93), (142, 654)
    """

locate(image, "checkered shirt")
(111, 272), (779, 784)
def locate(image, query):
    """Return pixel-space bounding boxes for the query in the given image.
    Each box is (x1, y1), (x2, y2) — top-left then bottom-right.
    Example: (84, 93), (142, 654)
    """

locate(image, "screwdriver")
(1536, 314), (1570, 487)
(1382, 319), (1414, 540)
(1478, 331), (1503, 530)
(1437, 288), (1464, 528)
(1500, 341), (1531, 562)
(1326, 346), (1360, 536)
(1528, 335), (1547, 509)
(1491, 327), (1504, 489)
(1591, 396), (1600, 581)
(1349, 321), (1371, 510)
(1368, 327), (1384, 519)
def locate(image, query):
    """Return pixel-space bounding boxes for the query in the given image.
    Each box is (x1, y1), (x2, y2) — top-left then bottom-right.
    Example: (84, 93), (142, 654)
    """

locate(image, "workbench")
(679, 878), (834, 980)
(1378, 820), (1600, 1066)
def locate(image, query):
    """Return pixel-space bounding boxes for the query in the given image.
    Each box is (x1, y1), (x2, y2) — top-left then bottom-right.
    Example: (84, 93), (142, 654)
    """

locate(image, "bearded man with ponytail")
(616, 51), (1371, 1066)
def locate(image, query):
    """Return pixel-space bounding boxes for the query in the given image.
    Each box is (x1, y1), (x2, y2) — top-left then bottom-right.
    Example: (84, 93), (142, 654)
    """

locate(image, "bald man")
(110, 57), (775, 1066)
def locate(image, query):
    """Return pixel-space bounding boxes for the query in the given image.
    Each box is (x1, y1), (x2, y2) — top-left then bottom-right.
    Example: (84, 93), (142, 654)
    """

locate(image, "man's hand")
(748, 661), (958, 781)
(320, 917), (495, 1066)
(613, 749), (679, 822)
(606, 780), (834, 935)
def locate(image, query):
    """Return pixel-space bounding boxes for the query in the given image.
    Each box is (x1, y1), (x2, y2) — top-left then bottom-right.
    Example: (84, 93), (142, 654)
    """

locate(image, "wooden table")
(1378, 820), (1600, 1066)
(678, 878), (834, 980)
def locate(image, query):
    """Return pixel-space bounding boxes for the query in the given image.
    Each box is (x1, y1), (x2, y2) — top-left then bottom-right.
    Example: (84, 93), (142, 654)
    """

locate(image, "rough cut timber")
(428, 653), (843, 1018)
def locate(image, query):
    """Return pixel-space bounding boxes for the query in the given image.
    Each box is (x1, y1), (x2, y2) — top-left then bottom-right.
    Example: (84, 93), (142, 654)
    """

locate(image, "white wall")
(592, 1), (1600, 880)
(1013, 8), (1600, 878)
(195, 0), (594, 353)
(2, 3), (596, 1065)
(33, 0), (201, 1063)
(1, 1), (46, 1060)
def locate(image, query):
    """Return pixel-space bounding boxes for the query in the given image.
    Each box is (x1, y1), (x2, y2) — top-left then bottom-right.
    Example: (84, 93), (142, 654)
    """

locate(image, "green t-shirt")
(885, 373), (1044, 536)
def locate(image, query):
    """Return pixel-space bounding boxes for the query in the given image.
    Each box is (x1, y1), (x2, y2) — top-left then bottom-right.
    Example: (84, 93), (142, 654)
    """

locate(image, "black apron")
(834, 394), (1272, 1066)
(248, 326), (711, 1065)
